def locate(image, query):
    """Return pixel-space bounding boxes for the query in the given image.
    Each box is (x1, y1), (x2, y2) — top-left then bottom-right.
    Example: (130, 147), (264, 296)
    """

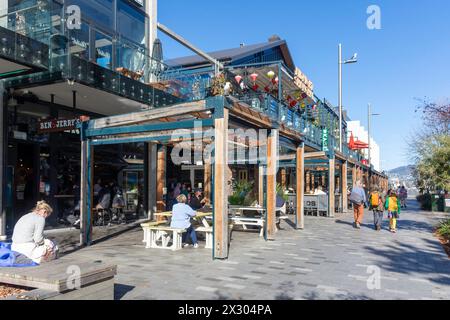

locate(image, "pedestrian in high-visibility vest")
(369, 187), (385, 231)
(385, 190), (401, 233)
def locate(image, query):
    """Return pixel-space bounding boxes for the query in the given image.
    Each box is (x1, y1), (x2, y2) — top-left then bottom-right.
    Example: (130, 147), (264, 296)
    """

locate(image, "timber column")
(145, 143), (157, 220)
(266, 129), (278, 240)
(0, 81), (5, 241)
(80, 120), (94, 246)
(296, 143), (305, 229)
(328, 158), (335, 217)
(156, 145), (167, 220)
(342, 161), (348, 213)
(213, 107), (229, 259)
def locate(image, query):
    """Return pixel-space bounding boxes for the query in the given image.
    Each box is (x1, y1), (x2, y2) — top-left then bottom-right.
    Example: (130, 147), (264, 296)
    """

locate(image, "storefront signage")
(38, 117), (82, 134)
(322, 128), (329, 152)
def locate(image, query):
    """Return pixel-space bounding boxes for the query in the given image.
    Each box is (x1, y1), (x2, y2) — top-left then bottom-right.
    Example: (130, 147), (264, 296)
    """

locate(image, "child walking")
(369, 187), (385, 231)
(385, 190), (401, 233)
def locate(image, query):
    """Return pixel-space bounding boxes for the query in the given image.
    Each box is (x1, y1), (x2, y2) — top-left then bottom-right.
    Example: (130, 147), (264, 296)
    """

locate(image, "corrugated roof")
(165, 39), (290, 68)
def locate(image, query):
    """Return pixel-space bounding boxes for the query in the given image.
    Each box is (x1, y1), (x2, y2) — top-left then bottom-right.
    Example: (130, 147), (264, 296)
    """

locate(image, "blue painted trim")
(91, 133), (196, 146)
(86, 119), (214, 138)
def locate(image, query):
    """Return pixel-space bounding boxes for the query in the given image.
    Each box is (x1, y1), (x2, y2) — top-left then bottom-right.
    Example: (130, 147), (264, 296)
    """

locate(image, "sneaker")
(356, 223), (361, 229)
(183, 243), (190, 248)
(377, 226), (381, 231)
(193, 243), (199, 249)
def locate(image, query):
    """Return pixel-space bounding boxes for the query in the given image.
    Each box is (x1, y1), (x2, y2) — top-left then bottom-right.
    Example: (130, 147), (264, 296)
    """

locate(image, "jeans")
(182, 225), (198, 245)
(373, 211), (383, 227)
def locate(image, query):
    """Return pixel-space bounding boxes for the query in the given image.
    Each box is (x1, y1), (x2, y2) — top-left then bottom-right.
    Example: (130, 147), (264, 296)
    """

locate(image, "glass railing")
(0, 1), (51, 71)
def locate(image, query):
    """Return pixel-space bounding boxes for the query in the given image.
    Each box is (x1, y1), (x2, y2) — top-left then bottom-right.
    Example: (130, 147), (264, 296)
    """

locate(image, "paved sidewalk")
(62, 199), (450, 300)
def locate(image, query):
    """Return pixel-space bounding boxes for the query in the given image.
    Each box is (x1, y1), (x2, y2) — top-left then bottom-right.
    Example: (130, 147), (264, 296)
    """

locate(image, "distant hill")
(388, 165), (415, 177)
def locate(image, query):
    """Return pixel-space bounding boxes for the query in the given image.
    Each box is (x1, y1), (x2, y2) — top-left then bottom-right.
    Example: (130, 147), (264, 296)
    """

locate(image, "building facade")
(347, 120), (381, 172)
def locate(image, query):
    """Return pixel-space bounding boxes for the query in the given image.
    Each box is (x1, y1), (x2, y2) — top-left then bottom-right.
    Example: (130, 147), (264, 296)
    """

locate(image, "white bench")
(195, 226), (213, 249)
(141, 224), (186, 251)
(231, 217), (265, 237)
(141, 221), (167, 245)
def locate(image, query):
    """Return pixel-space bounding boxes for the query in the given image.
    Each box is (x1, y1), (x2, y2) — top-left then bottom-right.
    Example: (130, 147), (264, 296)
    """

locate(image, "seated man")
(11, 201), (58, 264)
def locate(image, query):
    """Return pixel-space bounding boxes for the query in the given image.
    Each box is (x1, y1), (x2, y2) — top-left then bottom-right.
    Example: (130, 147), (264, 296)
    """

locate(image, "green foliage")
(437, 219), (450, 239)
(414, 134), (450, 192)
(228, 180), (255, 206)
(416, 193), (432, 210)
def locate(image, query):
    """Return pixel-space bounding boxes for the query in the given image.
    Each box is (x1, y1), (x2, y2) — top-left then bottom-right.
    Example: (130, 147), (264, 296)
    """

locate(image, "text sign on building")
(322, 128), (329, 152)
(38, 118), (82, 134)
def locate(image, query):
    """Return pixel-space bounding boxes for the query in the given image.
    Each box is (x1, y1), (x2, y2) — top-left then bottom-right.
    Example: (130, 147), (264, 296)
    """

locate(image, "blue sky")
(158, 0), (450, 171)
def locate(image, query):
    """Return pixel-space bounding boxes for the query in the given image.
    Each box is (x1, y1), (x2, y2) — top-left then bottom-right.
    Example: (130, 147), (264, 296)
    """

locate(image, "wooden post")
(281, 168), (287, 189)
(306, 170), (311, 194)
(328, 158), (335, 217)
(266, 129), (278, 240)
(156, 145), (166, 220)
(204, 155), (212, 206)
(213, 108), (229, 259)
(80, 140), (93, 246)
(342, 161), (348, 213)
(146, 143), (157, 220)
(296, 143), (305, 229)
(258, 166), (264, 206)
(352, 165), (357, 187)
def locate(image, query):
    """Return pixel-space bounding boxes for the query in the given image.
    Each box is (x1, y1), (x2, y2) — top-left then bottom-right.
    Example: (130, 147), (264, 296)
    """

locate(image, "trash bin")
(437, 195), (445, 212)
(431, 194), (440, 212)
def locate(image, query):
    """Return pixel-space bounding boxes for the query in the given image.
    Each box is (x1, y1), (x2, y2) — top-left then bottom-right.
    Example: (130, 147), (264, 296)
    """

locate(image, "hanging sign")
(38, 117), (82, 134)
(322, 128), (329, 152)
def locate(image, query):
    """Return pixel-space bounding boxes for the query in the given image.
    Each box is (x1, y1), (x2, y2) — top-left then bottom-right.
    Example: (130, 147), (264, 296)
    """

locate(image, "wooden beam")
(304, 151), (327, 159)
(266, 129), (278, 240)
(156, 145), (167, 220)
(258, 166), (264, 206)
(90, 100), (207, 129)
(352, 165), (357, 187)
(213, 108), (229, 259)
(342, 161), (348, 213)
(328, 158), (335, 218)
(296, 144), (305, 229)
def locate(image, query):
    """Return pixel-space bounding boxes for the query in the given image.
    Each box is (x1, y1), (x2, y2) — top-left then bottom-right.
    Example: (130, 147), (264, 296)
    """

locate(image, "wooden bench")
(195, 226), (213, 249)
(141, 220), (168, 245)
(231, 217), (265, 237)
(142, 225), (186, 251)
(0, 259), (117, 300)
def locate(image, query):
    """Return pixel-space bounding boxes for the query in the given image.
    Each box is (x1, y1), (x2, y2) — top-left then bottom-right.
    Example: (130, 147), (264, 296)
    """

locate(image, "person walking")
(349, 179), (367, 229)
(385, 190), (401, 233)
(399, 186), (408, 208)
(369, 187), (385, 231)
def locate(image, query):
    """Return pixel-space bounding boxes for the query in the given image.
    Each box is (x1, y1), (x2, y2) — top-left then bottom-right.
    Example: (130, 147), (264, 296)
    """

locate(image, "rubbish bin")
(437, 195), (445, 212)
(431, 194), (440, 212)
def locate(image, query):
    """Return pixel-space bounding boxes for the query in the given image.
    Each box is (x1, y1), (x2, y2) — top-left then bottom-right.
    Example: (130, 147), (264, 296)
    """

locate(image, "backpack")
(388, 197), (398, 212)
(371, 192), (380, 207)
(349, 188), (364, 205)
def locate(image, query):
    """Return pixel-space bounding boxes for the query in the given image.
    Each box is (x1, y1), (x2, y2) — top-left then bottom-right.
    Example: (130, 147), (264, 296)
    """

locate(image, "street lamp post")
(338, 44), (358, 152)
(367, 103), (381, 174)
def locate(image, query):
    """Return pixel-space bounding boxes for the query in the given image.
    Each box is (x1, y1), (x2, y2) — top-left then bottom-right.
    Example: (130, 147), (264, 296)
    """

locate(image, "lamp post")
(367, 103), (380, 168)
(338, 44), (358, 152)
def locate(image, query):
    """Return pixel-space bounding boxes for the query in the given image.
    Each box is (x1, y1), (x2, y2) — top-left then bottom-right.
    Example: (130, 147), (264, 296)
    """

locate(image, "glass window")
(117, 39), (146, 73)
(117, 0), (146, 45)
(68, 22), (90, 61)
(95, 30), (113, 69)
(67, 0), (114, 31)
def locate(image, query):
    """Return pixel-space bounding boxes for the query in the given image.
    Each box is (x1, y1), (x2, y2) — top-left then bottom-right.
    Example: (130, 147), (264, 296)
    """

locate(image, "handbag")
(349, 189), (364, 205)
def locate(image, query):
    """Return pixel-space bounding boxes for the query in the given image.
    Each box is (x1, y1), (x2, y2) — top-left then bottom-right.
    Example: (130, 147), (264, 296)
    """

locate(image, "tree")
(410, 99), (450, 192)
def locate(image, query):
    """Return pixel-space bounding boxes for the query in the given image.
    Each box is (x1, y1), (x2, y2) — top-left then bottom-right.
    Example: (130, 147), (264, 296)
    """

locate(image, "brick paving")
(56, 199), (450, 300)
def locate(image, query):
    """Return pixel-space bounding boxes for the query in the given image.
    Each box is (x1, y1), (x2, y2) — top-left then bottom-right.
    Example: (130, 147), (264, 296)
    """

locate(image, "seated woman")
(170, 194), (199, 249)
(11, 201), (58, 264)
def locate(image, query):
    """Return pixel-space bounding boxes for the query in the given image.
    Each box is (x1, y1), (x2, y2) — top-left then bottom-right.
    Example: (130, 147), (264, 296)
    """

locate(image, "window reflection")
(95, 31), (113, 69)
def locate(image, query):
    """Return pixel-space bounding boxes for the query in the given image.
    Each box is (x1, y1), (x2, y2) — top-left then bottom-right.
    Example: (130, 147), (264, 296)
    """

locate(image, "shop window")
(67, 0), (114, 31)
(68, 22), (90, 61)
(117, 0), (146, 45)
(117, 39), (146, 74)
(238, 170), (248, 182)
(95, 30), (113, 69)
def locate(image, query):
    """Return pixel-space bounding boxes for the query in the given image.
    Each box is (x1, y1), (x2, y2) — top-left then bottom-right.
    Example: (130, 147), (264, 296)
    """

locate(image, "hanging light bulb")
(267, 70), (275, 79)
(234, 75), (242, 84)
(249, 73), (258, 83)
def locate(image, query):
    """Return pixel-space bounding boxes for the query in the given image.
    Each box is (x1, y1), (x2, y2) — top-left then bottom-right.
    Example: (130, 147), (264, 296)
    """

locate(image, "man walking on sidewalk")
(349, 180), (367, 229)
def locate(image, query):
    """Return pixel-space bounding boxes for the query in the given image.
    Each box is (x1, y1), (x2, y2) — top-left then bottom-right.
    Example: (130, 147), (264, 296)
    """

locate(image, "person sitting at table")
(171, 194), (199, 249)
(314, 185), (326, 195)
(189, 188), (207, 210)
